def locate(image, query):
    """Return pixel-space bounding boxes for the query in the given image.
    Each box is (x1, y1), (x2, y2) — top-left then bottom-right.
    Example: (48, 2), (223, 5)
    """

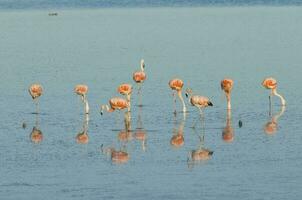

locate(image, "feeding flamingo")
(117, 83), (132, 112)
(262, 77), (286, 107)
(169, 78), (186, 114)
(221, 78), (234, 110)
(74, 84), (89, 114)
(29, 84), (43, 114)
(100, 97), (129, 115)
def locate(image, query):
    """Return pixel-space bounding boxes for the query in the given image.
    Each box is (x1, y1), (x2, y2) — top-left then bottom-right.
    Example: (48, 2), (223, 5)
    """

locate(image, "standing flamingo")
(117, 83), (132, 112)
(29, 84), (43, 114)
(169, 78), (186, 114)
(74, 84), (89, 114)
(221, 78), (234, 110)
(262, 77), (286, 107)
(133, 59), (146, 106)
(185, 88), (213, 115)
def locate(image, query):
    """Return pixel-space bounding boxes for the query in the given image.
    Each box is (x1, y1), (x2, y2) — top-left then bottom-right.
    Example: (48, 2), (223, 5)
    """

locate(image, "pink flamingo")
(117, 83), (132, 112)
(221, 78), (234, 110)
(169, 78), (186, 114)
(185, 88), (213, 115)
(28, 84), (43, 114)
(262, 77), (286, 107)
(133, 59), (146, 106)
(100, 97), (129, 115)
(74, 84), (89, 114)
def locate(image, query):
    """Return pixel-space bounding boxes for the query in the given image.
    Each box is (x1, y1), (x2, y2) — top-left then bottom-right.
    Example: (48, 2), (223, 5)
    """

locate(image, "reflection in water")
(101, 111), (131, 164)
(222, 109), (234, 143)
(134, 106), (147, 151)
(170, 113), (186, 148)
(264, 106), (286, 135)
(187, 114), (213, 168)
(76, 114), (89, 144)
(30, 113), (43, 143)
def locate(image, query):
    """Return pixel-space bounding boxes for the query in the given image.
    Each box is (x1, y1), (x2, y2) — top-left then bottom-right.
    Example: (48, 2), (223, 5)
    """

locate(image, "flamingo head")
(185, 88), (193, 98)
(140, 59), (145, 69)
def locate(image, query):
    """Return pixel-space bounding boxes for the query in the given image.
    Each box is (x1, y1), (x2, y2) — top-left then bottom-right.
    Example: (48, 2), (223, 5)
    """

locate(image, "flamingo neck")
(101, 105), (113, 114)
(272, 88), (286, 106)
(126, 94), (131, 112)
(83, 95), (89, 114)
(177, 90), (186, 113)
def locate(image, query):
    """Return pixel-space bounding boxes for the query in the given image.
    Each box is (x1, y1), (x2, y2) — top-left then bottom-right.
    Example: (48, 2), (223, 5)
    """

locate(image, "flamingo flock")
(27, 60), (287, 164)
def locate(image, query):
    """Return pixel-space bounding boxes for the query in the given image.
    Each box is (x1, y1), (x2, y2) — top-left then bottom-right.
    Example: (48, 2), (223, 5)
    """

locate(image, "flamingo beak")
(208, 102), (213, 106)
(208, 151), (214, 156)
(185, 93), (188, 98)
(100, 111), (103, 115)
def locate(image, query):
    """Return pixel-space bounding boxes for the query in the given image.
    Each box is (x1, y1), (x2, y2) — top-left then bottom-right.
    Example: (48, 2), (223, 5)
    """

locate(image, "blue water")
(1, 6), (302, 200)
(0, 0), (302, 9)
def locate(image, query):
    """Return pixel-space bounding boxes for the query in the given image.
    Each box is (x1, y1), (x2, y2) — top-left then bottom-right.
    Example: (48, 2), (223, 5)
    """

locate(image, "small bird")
(169, 78), (186, 114)
(100, 97), (129, 115)
(29, 84), (43, 114)
(117, 83), (132, 112)
(262, 77), (286, 106)
(185, 88), (213, 115)
(74, 84), (89, 114)
(221, 78), (234, 110)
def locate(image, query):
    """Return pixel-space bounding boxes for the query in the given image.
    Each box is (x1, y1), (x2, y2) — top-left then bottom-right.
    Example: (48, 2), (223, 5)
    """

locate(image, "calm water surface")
(0, 7), (302, 200)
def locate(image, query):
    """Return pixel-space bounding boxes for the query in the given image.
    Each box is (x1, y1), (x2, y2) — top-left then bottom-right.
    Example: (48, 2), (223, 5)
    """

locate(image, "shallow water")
(0, 7), (302, 199)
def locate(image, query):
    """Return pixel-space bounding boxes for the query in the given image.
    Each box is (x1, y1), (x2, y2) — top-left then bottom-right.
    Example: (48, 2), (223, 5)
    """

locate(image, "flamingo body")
(109, 97), (129, 111)
(262, 77), (277, 90)
(133, 71), (146, 83)
(29, 84), (43, 99)
(190, 95), (213, 108)
(221, 79), (233, 94)
(74, 84), (88, 96)
(117, 83), (132, 95)
(169, 79), (184, 91)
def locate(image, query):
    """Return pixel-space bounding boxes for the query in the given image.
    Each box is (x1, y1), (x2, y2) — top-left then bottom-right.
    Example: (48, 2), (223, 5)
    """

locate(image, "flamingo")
(221, 78), (234, 110)
(133, 59), (146, 106)
(29, 84), (43, 114)
(117, 83), (132, 112)
(74, 84), (89, 114)
(185, 88), (213, 115)
(262, 77), (286, 107)
(169, 78), (186, 114)
(100, 97), (129, 115)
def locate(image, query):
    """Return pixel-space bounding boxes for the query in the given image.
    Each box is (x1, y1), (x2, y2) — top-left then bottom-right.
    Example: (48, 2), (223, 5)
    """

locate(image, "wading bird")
(29, 84), (43, 114)
(74, 84), (89, 114)
(262, 77), (286, 107)
(117, 83), (132, 112)
(185, 88), (213, 115)
(100, 97), (129, 115)
(133, 59), (146, 106)
(221, 78), (234, 110)
(169, 78), (186, 114)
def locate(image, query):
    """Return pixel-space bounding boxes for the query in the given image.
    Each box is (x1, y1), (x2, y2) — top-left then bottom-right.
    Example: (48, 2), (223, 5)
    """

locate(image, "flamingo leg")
(269, 94), (272, 117)
(172, 91), (177, 115)
(137, 83), (142, 107)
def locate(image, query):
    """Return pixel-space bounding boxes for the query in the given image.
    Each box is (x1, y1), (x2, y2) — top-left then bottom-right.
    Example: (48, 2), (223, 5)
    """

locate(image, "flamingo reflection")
(101, 144), (130, 164)
(264, 105), (286, 135)
(222, 109), (234, 143)
(76, 114), (89, 144)
(170, 113), (186, 148)
(134, 106), (147, 151)
(30, 113), (43, 143)
(118, 111), (132, 142)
